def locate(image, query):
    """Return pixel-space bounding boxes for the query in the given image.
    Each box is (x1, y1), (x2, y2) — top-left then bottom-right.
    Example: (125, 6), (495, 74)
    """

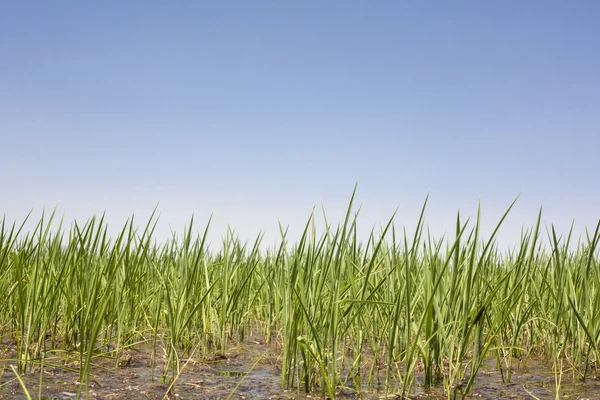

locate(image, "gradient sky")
(2, 1), (599, 249)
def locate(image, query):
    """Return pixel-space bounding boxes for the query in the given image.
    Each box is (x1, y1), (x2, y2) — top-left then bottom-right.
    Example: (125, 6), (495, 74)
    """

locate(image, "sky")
(1, 1), (599, 250)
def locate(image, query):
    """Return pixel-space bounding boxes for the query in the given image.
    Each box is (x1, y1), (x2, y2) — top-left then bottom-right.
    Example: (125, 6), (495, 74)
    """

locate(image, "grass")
(0, 189), (599, 399)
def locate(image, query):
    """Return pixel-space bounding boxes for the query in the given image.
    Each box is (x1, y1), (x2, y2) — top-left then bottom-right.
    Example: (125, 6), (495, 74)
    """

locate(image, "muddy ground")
(1, 331), (599, 399)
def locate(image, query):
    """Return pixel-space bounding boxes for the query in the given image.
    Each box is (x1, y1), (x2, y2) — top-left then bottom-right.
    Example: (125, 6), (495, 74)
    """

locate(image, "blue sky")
(1, 1), (599, 248)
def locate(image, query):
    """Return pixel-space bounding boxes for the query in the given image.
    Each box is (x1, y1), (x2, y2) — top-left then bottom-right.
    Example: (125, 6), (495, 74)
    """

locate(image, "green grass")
(1, 190), (599, 399)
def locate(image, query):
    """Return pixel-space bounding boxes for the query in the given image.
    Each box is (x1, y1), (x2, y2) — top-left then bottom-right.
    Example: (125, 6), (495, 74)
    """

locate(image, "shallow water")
(1, 333), (599, 399)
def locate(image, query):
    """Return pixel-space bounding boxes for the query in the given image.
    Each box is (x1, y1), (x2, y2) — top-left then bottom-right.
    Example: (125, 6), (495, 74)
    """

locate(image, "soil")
(1, 331), (599, 400)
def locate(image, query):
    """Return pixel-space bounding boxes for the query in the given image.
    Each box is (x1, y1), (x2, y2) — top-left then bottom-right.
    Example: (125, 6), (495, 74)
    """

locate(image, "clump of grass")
(0, 189), (598, 400)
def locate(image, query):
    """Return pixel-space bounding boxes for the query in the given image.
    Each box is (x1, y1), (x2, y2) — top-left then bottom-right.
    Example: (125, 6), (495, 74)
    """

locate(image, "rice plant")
(0, 191), (598, 399)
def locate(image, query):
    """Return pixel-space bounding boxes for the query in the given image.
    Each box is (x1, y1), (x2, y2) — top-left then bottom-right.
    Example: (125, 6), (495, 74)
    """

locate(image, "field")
(1, 193), (599, 399)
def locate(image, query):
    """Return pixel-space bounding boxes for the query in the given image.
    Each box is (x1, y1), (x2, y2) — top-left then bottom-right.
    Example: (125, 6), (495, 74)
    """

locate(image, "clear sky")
(2, 1), (599, 249)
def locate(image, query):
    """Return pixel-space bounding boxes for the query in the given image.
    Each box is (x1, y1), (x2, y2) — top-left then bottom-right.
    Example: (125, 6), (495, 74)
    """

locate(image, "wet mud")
(1, 332), (599, 399)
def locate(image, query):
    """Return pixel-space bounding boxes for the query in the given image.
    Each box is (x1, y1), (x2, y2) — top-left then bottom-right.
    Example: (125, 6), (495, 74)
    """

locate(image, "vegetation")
(1, 190), (599, 399)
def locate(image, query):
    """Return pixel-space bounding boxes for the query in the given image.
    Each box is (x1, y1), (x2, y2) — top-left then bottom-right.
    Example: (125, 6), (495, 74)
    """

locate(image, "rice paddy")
(1, 191), (599, 399)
